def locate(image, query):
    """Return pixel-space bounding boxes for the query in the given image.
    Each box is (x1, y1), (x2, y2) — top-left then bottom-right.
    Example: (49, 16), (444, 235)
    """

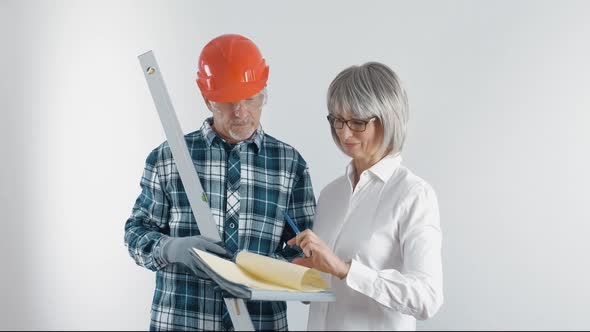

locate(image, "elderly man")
(125, 34), (316, 331)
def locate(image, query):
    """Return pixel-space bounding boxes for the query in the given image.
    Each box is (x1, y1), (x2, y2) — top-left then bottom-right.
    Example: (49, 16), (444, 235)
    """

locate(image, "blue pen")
(282, 210), (301, 235)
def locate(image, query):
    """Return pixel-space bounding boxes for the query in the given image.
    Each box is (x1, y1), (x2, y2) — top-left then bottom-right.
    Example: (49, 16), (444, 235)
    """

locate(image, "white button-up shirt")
(307, 154), (443, 331)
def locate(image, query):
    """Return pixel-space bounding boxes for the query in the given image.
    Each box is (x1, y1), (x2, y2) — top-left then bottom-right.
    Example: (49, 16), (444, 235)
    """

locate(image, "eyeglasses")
(210, 89), (267, 112)
(326, 115), (377, 132)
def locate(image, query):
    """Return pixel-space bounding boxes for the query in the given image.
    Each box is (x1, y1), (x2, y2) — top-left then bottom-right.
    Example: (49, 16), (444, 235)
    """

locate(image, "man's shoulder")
(185, 129), (205, 143)
(145, 130), (205, 165)
(262, 133), (304, 158)
(262, 133), (295, 149)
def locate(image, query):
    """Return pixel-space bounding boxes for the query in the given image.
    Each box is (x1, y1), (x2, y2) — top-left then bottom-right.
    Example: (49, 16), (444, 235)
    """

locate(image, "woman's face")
(333, 114), (384, 163)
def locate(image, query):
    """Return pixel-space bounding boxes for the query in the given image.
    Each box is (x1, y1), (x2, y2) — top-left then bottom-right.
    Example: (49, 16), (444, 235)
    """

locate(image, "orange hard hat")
(196, 34), (269, 103)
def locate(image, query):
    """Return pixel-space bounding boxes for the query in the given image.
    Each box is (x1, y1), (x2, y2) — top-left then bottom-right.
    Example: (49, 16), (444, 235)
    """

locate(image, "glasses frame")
(326, 114), (377, 132)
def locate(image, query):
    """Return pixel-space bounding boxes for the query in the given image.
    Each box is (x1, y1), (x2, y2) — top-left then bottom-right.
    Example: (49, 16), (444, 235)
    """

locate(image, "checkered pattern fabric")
(124, 118), (316, 331)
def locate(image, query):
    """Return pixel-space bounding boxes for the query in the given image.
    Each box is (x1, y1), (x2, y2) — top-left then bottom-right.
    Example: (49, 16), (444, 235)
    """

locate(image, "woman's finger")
(303, 244), (312, 258)
(288, 232), (305, 247)
(293, 257), (314, 268)
(299, 237), (311, 250)
(287, 236), (297, 246)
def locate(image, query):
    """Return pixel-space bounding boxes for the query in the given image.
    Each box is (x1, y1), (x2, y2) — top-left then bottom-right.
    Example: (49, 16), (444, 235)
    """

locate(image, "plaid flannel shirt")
(124, 118), (316, 331)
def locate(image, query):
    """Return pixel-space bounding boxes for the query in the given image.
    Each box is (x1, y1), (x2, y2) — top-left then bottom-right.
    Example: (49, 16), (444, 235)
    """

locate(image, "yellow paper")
(193, 249), (328, 292)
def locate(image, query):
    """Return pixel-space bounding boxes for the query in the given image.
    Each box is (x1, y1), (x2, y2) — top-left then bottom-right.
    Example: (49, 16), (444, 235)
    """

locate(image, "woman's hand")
(287, 229), (351, 279)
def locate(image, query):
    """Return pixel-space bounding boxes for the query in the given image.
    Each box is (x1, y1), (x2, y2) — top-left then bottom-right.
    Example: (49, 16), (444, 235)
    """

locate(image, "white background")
(2, 1), (590, 330)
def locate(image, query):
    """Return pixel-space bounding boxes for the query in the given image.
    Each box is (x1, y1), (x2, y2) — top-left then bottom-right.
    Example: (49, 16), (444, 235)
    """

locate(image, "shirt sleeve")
(124, 149), (171, 271)
(274, 160), (317, 261)
(345, 183), (443, 320)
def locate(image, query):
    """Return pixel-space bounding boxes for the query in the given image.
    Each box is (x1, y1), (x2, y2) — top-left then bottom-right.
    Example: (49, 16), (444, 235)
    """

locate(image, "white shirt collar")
(345, 154), (403, 184)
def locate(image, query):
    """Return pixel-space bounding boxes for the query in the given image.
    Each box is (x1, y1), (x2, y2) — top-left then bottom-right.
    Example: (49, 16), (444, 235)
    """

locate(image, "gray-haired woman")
(288, 62), (443, 330)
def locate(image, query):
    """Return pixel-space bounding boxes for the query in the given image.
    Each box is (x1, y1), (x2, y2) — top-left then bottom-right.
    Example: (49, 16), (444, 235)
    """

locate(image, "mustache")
(231, 119), (253, 126)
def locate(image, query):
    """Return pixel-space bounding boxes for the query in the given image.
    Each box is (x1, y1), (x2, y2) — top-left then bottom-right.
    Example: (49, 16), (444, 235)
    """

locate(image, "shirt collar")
(201, 117), (264, 152)
(345, 153), (403, 183)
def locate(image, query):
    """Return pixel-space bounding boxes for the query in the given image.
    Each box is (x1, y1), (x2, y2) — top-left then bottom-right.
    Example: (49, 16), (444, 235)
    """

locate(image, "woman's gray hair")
(327, 62), (409, 156)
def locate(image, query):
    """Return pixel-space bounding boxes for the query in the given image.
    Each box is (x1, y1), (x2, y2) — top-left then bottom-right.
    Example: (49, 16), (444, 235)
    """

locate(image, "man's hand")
(161, 236), (231, 279)
(287, 230), (351, 279)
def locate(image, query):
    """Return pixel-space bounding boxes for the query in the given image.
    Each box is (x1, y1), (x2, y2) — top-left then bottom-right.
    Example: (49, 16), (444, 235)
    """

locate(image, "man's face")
(206, 89), (266, 144)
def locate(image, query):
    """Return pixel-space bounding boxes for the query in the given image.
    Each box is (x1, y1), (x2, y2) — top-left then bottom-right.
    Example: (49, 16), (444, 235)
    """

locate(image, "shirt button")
(229, 223), (236, 229)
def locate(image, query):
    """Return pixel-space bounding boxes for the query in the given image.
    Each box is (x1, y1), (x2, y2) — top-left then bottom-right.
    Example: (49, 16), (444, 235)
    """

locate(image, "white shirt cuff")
(345, 258), (378, 296)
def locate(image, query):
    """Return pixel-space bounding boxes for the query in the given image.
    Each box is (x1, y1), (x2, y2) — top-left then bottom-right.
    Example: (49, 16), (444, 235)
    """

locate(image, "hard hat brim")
(202, 80), (267, 103)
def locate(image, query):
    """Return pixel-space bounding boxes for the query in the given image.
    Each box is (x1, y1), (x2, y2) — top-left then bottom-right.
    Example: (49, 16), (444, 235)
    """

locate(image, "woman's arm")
(291, 183), (443, 320)
(346, 184), (443, 319)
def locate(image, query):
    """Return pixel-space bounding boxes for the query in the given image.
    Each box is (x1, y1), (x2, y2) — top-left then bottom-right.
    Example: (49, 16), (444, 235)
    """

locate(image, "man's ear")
(202, 95), (214, 112)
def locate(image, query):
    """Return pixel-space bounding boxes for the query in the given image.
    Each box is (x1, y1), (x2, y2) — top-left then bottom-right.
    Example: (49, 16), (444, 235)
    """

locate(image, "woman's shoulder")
(388, 164), (437, 203)
(319, 174), (349, 197)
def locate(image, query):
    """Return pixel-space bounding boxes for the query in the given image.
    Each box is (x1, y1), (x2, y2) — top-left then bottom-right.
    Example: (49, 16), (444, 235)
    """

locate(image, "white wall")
(2, 0), (590, 330)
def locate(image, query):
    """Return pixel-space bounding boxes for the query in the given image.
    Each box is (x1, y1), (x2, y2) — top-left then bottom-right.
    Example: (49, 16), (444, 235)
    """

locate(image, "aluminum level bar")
(138, 50), (254, 331)
(138, 51), (221, 242)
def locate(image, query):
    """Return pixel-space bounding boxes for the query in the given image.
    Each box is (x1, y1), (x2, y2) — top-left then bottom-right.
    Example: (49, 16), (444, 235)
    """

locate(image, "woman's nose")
(338, 127), (354, 141)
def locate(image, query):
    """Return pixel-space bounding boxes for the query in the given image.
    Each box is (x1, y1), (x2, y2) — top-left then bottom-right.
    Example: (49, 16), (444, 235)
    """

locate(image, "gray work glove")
(160, 235), (231, 279)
